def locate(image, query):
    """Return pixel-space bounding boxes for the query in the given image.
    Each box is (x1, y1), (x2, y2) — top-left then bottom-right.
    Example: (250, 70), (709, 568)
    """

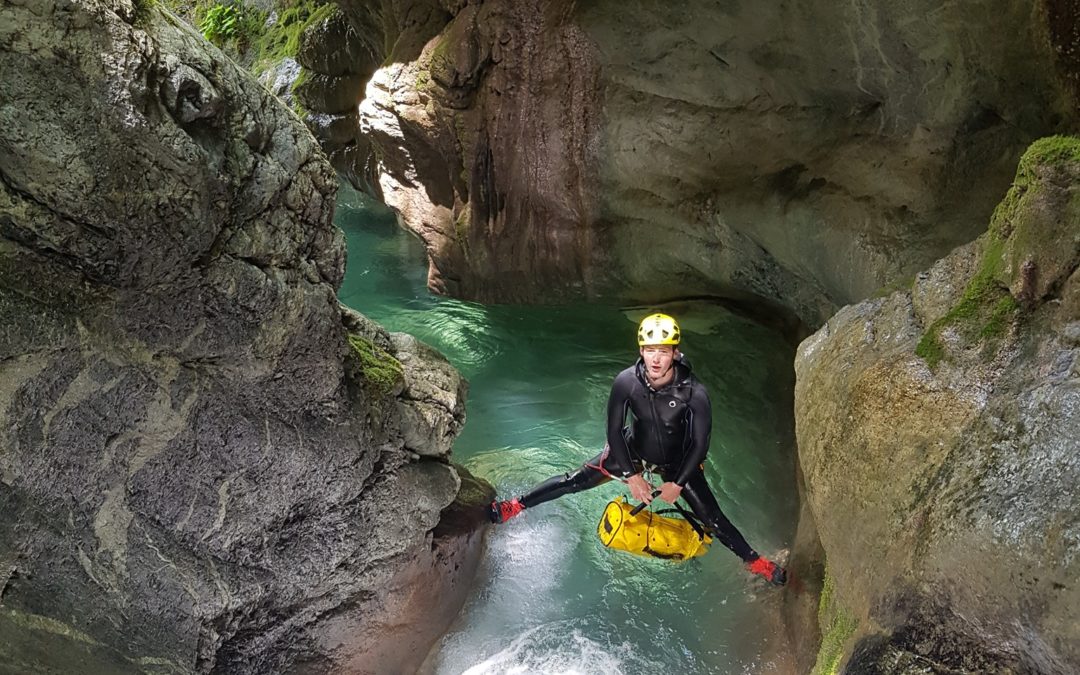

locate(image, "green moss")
(811, 566), (858, 675)
(250, 1), (339, 77)
(909, 137), (1080, 369)
(914, 329), (946, 368)
(980, 294), (1021, 339)
(430, 34), (453, 64)
(426, 33), (458, 86)
(290, 64), (312, 95)
(348, 334), (404, 398)
(992, 135), (1080, 237)
(915, 232), (1018, 369)
(412, 67), (429, 90)
(1018, 135), (1080, 170)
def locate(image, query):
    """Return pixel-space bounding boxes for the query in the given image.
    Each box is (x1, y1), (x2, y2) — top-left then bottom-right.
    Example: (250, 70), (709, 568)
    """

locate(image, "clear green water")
(336, 185), (800, 674)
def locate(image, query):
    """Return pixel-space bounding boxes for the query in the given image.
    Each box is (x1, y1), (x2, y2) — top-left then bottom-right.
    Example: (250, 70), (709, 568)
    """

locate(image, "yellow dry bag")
(596, 497), (711, 561)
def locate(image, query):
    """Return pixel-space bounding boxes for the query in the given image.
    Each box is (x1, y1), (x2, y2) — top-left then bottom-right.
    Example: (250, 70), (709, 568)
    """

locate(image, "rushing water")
(336, 185), (800, 674)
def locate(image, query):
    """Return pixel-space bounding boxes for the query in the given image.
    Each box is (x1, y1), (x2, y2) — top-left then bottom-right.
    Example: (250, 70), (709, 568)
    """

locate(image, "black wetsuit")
(519, 357), (760, 562)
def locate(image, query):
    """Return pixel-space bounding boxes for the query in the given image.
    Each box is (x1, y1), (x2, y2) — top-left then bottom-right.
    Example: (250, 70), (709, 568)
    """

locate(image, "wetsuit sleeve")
(674, 382), (712, 486)
(605, 369), (636, 477)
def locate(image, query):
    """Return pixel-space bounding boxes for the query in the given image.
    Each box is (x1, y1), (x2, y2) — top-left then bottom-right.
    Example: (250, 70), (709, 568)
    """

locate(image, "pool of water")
(336, 184), (800, 674)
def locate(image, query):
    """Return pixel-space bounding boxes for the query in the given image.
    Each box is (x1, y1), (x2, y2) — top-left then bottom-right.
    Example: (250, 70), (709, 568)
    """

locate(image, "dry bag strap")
(653, 503), (708, 540)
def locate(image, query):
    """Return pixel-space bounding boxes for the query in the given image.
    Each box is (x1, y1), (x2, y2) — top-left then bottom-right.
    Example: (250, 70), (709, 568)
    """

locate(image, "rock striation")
(341, 0), (1075, 327)
(794, 137), (1080, 673)
(0, 0), (487, 672)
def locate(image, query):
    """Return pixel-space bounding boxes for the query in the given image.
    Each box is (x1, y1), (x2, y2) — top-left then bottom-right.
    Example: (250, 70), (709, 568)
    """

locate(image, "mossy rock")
(811, 564), (859, 675)
(347, 333), (404, 399)
(251, 1), (339, 77)
(916, 135), (1080, 369)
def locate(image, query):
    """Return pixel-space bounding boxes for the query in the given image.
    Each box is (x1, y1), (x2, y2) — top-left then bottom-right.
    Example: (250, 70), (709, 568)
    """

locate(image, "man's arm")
(607, 370), (658, 503)
(673, 383), (712, 486)
(605, 369), (636, 477)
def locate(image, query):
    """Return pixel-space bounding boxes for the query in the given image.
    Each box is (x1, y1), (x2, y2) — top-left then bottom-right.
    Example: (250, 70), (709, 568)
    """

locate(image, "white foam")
(457, 624), (635, 675)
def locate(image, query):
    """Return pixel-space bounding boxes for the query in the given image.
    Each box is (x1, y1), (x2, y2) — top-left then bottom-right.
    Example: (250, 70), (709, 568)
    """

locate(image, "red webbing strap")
(584, 444), (629, 483)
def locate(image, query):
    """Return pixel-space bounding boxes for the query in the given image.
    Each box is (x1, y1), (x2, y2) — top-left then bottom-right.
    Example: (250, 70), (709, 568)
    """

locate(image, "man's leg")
(678, 471), (787, 585)
(489, 452), (612, 523)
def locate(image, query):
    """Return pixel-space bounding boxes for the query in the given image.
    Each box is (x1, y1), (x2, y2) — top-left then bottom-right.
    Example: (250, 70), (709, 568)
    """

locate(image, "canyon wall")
(336, 0), (1075, 327)
(0, 1), (487, 671)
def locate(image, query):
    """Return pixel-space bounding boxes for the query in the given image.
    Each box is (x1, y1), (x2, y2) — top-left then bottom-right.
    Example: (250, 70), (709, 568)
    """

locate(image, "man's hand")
(627, 474), (654, 503)
(658, 481), (682, 504)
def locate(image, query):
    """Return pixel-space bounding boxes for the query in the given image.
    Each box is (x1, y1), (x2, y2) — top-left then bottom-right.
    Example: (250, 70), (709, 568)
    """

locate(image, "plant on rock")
(199, 2), (242, 45)
(347, 334), (404, 400)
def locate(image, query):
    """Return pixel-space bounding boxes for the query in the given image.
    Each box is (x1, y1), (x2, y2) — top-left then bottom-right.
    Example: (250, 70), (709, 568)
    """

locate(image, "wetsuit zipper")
(648, 390), (664, 464)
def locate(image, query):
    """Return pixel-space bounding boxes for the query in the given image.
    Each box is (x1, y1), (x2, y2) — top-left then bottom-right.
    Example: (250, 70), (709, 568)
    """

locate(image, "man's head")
(637, 313), (680, 385)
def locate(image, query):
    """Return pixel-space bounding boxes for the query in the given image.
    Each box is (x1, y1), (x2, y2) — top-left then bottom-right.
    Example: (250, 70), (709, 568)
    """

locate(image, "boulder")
(794, 137), (1080, 673)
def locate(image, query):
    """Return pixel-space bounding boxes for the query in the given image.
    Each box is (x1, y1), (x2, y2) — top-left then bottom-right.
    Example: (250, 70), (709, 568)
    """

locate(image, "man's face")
(640, 344), (675, 380)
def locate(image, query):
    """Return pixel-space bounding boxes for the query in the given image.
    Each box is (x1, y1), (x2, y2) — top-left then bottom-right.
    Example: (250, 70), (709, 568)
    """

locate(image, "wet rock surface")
(794, 139), (1080, 673)
(334, 0), (1075, 327)
(0, 1), (483, 672)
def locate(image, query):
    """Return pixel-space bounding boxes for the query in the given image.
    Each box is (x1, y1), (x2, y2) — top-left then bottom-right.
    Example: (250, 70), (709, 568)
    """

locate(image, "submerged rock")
(0, 0), (486, 672)
(794, 137), (1080, 673)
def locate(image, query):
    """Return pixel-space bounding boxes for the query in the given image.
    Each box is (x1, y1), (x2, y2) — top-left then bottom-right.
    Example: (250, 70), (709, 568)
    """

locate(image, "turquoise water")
(336, 185), (800, 674)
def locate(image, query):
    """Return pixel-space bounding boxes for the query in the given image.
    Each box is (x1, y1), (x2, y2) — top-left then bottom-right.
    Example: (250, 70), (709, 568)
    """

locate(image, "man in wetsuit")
(488, 313), (787, 586)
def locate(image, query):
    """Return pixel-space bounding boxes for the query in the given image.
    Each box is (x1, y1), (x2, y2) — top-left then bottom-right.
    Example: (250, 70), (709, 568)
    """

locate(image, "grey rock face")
(339, 0), (1073, 327)
(0, 1), (482, 672)
(793, 141), (1080, 673)
(290, 5), (386, 181)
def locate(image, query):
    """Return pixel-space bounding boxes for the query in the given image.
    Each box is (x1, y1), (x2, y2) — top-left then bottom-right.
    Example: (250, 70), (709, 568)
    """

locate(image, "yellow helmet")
(637, 313), (680, 346)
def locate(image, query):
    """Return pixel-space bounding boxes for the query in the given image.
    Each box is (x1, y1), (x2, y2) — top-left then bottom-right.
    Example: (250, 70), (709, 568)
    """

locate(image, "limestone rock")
(297, 7), (376, 77)
(390, 332), (468, 459)
(794, 138), (1080, 673)
(295, 72), (369, 115)
(0, 1), (485, 672)
(340, 0), (1074, 327)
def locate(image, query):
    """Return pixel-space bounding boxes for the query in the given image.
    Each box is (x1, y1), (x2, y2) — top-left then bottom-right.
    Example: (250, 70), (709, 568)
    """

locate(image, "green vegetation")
(1016, 134), (1080, 170)
(811, 566), (858, 675)
(250, 0), (339, 76)
(199, 3), (243, 45)
(415, 68), (432, 91)
(912, 136), (1080, 369)
(148, 0), (340, 85)
(348, 334), (404, 398)
(914, 232), (1018, 368)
